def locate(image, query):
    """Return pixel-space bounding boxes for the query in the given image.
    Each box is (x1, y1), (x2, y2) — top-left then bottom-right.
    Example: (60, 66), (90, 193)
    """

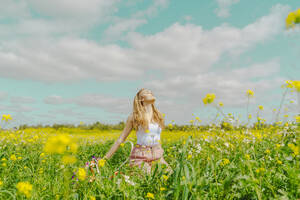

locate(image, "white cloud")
(103, 0), (169, 42)
(10, 96), (36, 104)
(0, 37), (143, 82)
(0, 0), (29, 19)
(1, 3), (288, 83)
(44, 95), (70, 105)
(0, 104), (35, 112)
(27, 0), (119, 20)
(214, 0), (240, 18)
(44, 93), (132, 114)
(103, 18), (147, 42)
(142, 58), (286, 123)
(0, 0), (120, 38)
(0, 91), (8, 101)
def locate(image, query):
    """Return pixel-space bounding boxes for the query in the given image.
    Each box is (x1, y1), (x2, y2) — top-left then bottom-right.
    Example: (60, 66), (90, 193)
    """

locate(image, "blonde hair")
(132, 88), (165, 131)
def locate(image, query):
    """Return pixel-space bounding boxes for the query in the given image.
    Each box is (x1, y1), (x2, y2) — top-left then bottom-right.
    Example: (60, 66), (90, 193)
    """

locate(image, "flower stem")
(275, 87), (288, 122)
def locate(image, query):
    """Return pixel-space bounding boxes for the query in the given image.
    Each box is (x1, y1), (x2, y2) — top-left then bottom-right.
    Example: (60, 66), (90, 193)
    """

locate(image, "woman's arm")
(103, 113), (133, 159)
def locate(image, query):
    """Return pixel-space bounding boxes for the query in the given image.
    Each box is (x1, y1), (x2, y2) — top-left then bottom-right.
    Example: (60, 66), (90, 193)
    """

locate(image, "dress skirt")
(129, 143), (173, 174)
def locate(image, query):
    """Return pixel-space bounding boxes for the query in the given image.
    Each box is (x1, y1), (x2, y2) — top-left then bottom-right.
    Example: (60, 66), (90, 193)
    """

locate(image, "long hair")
(132, 88), (165, 131)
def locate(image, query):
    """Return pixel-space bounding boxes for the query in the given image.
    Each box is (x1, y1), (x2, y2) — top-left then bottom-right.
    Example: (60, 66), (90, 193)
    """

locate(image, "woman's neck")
(144, 104), (152, 113)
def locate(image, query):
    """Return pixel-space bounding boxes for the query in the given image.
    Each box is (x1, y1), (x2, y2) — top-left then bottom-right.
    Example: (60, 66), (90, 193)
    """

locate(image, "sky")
(0, 0), (299, 128)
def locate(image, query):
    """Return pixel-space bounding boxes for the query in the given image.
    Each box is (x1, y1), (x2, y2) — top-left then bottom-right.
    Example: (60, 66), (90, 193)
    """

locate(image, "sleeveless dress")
(129, 122), (165, 172)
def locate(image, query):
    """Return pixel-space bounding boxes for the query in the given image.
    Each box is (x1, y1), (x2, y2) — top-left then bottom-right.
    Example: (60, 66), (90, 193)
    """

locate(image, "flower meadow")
(0, 80), (299, 200)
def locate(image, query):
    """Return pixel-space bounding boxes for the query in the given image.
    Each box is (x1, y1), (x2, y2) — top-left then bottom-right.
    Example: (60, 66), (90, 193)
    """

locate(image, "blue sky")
(0, 0), (299, 128)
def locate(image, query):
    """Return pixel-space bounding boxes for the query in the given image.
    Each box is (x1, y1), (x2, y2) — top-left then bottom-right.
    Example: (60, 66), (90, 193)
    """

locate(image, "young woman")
(103, 88), (173, 175)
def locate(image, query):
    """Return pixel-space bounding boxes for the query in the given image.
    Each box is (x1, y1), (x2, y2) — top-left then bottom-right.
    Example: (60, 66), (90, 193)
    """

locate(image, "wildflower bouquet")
(84, 156), (102, 182)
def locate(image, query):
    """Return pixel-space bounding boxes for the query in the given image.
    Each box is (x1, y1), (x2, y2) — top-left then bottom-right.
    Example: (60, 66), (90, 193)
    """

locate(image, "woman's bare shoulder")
(127, 113), (134, 122)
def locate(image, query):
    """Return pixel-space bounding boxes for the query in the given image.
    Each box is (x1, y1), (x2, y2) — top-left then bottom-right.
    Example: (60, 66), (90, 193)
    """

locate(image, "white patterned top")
(136, 122), (161, 146)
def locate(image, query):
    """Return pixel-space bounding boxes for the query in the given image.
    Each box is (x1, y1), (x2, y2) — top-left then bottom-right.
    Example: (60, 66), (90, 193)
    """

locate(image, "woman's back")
(136, 122), (161, 146)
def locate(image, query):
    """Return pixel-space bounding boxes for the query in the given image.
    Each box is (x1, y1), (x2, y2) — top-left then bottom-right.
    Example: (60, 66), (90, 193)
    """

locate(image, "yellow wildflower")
(277, 160), (282, 165)
(203, 93), (215, 104)
(61, 155), (77, 165)
(258, 105), (264, 110)
(292, 80), (300, 92)
(295, 116), (300, 123)
(98, 159), (106, 167)
(286, 11), (296, 28)
(146, 192), (154, 199)
(0, 180), (3, 187)
(2, 114), (12, 122)
(70, 143), (78, 153)
(120, 143), (125, 147)
(10, 154), (17, 161)
(265, 149), (270, 154)
(43, 135), (77, 154)
(245, 154), (250, 160)
(219, 102), (224, 107)
(162, 175), (169, 181)
(195, 117), (201, 122)
(246, 89), (254, 97)
(288, 143), (299, 157)
(248, 114), (252, 119)
(77, 168), (86, 181)
(90, 196), (96, 200)
(187, 154), (192, 159)
(160, 187), (166, 191)
(256, 167), (265, 173)
(16, 181), (33, 198)
(220, 158), (230, 166)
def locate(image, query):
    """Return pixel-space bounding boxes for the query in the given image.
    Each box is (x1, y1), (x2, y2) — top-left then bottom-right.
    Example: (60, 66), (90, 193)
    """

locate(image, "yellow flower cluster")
(288, 143), (299, 157)
(203, 93), (215, 105)
(16, 181), (33, 198)
(43, 134), (78, 154)
(286, 9), (300, 29)
(220, 158), (230, 166)
(2, 114), (12, 122)
(256, 167), (265, 174)
(246, 89), (254, 97)
(295, 116), (300, 123)
(282, 80), (300, 92)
